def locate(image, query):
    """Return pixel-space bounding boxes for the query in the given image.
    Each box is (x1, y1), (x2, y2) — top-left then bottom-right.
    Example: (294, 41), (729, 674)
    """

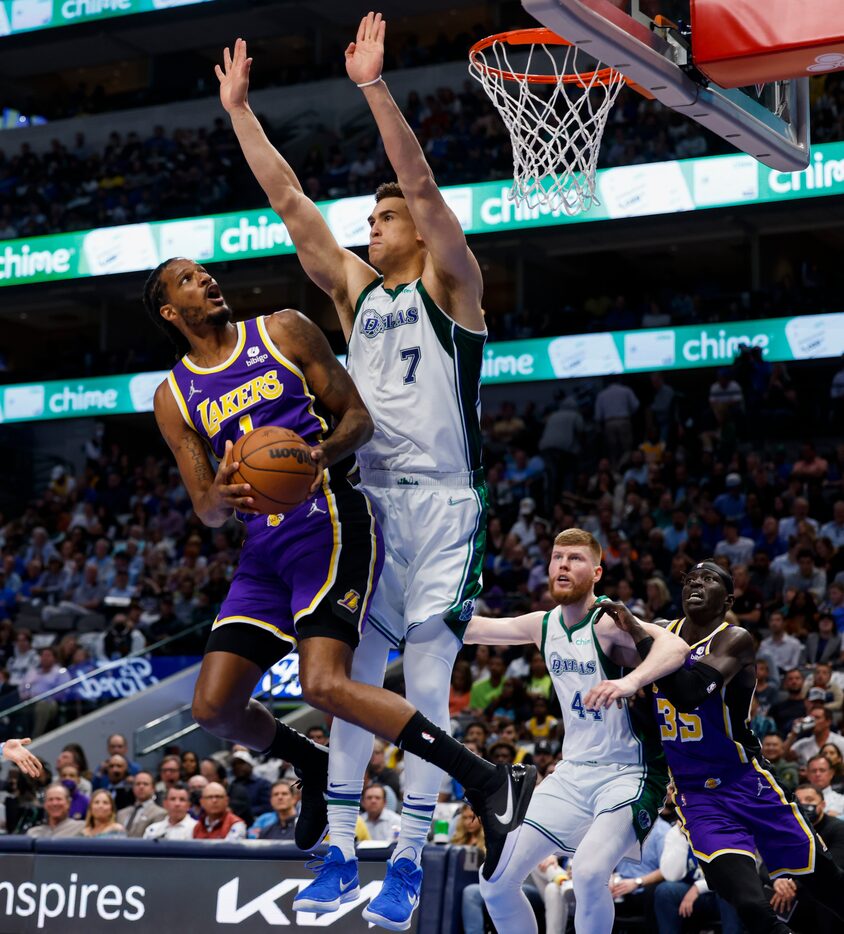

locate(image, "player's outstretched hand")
(210, 440), (259, 515)
(216, 37), (252, 113)
(596, 599), (639, 634)
(345, 11), (386, 86)
(3, 739), (42, 779)
(308, 446), (327, 496)
(583, 673), (638, 709)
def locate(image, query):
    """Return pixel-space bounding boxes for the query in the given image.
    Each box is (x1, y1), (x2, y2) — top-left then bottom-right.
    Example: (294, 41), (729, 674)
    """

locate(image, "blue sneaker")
(361, 858), (423, 931)
(292, 847), (359, 914)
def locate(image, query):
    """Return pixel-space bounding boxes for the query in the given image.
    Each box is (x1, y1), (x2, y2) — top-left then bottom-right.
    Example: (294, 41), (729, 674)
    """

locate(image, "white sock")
(325, 780), (363, 862)
(394, 791), (437, 866)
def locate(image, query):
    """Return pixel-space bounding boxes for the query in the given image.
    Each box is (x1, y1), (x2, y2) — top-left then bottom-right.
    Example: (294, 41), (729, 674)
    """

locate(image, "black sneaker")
(466, 762), (536, 882)
(293, 747), (329, 851)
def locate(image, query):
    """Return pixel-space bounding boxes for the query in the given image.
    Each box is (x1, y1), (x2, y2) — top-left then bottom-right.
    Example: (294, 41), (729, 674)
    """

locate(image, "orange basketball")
(231, 426), (317, 514)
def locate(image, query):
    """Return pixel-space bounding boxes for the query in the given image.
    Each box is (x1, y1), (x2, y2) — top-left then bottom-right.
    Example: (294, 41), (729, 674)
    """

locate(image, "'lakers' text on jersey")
(653, 620), (761, 786)
(347, 276), (485, 474)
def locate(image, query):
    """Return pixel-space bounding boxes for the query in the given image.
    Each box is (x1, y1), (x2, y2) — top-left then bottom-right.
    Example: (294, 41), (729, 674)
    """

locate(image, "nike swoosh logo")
(495, 776), (514, 825)
(448, 496), (471, 506)
(340, 879), (356, 893)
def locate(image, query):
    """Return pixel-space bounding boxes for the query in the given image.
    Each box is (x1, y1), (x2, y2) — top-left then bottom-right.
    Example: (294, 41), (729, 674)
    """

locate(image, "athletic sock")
(325, 780), (363, 862)
(394, 792), (437, 866)
(262, 719), (326, 772)
(397, 711), (498, 794)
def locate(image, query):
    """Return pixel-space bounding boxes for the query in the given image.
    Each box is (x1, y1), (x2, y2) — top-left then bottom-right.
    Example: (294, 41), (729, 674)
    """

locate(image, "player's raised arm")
(263, 310), (373, 493)
(347, 13), (484, 331)
(153, 382), (258, 527)
(584, 601), (690, 708)
(217, 39), (375, 336)
(464, 611), (544, 647)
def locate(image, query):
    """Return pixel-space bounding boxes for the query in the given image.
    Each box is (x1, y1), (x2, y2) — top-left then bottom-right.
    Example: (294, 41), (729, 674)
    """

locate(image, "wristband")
(635, 636), (654, 660)
(357, 76), (383, 88)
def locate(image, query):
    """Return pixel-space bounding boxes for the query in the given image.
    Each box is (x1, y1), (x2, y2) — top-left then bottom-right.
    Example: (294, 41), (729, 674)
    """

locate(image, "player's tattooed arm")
(463, 611), (544, 647)
(154, 382), (257, 527)
(265, 310), (373, 493)
(347, 13), (484, 331)
(217, 38), (375, 338)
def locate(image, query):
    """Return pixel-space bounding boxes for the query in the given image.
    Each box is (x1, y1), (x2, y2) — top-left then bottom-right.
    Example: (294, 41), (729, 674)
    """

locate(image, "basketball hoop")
(469, 28), (626, 215)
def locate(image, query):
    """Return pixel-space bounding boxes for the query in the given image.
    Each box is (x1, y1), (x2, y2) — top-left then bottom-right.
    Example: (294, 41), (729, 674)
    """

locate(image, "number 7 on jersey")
(400, 347), (421, 384)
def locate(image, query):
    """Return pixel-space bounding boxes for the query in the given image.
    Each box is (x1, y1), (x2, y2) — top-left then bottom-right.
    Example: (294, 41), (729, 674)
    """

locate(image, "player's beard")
(551, 576), (595, 606)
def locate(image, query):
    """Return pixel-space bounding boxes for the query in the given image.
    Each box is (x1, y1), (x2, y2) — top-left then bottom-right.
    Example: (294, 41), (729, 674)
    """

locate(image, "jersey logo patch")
(359, 306), (419, 339)
(338, 590), (361, 613)
(458, 599), (476, 623)
(266, 514), (284, 527)
(188, 379), (202, 401)
(548, 652), (596, 676)
(704, 778), (721, 789)
(307, 501), (327, 518)
(637, 809), (652, 831)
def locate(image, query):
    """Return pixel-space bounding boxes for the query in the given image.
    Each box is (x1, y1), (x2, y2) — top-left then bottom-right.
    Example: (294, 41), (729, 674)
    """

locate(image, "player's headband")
(687, 561), (734, 594)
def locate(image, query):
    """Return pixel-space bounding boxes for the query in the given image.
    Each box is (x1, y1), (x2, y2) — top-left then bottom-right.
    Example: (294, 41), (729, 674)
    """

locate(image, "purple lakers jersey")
(653, 619), (760, 785)
(166, 315), (327, 517)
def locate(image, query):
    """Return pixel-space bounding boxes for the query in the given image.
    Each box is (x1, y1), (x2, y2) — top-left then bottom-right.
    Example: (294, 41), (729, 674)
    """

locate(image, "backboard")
(522, 0), (811, 171)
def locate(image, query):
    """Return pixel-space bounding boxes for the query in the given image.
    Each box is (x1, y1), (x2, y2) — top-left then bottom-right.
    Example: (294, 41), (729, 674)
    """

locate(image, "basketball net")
(469, 30), (625, 216)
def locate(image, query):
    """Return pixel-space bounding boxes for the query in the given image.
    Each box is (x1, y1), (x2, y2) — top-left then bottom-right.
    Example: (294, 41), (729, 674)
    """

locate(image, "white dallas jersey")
(542, 596), (657, 767)
(347, 276), (486, 474)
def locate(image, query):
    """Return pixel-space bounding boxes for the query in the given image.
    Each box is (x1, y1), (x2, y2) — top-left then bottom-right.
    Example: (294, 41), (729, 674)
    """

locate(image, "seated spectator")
(760, 734), (799, 795)
(99, 613), (145, 660)
(144, 784), (197, 840)
(360, 784), (401, 843)
(469, 653), (506, 713)
(531, 740), (557, 781)
(187, 775), (208, 820)
(92, 733), (140, 787)
(193, 782), (247, 841)
(449, 660), (473, 718)
(803, 617), (842, 667)
(730, 564), (763, 631)
(806, 755), (844, 817)
(58, 762), (90, 821)
(714, 520), (755, 567)
(155, 754), (183, 801)
(6, 630), (37, 688)
(524, 652), (552, 701)
(782, 549), (827, 603)
(230, 748), (271, 816)
(644, 576), (675, 621)
(366, 740), (402, 805)
(19, 647), (70, 736)
(81, 789), (127, 838)
(610, 801), (672, 922)
(27, 784), (83, 838)
(787, 706), (844, 767)
(821, 743), (844, 793)
(779, 497), (819, 541)
(770, 668), (809, 735)
(249, 780), (299, 840)
(754, 659), (779, 712)
(759, 613), (802, 674)
(820, 500), (844, 550)
(117, 771), (166, 838)
(713, 474), (747, 522)
(180, 750), (200, 782)
(94, 755), (135, 811)
(805, 661), (844, 717)
(749, 697), (777, 740)
(305, 725), (329, 747)
(525, 696), (558, 743)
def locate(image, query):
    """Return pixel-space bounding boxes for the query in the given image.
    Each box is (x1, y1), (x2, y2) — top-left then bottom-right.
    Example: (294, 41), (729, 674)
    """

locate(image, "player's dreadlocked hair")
(143, 258), (190, 358)
(374, 181), (404, 202)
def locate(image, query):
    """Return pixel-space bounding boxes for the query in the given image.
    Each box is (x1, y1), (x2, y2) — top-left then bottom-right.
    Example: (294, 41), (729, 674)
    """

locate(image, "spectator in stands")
(250, 779), (299, 840)
(81, 789), (127, 838)
(754, 660), (778, 713)
(117, 771), (166, 838)
(759, 613), (803, 674)
(187, 775), (209, 820)
(66, 564), (107, 614)
(99, 612), (145, 659)
(755, 518), (787, 561)
(807, 755), (844, 816)
(93, 734), (140, 787)
(708, 369), (745, 415)
(783, 549), (827, 602)
(365, 740), (402, 805)
(193, 782), (246, 841)
(229, 749), (271, 817)
(787, 706), (844, 767)
(531, 740), (557, 781)
(155, 755), (183, 801)
(770, 668), (809, 735)
(713, 474), (746, 522)
(449, 660), (473, 718)
(805, 661), (843, 715)
(761, 734), (799, 795)
(610, 801), (672, 922)
(821, 744), (844, 793)
(95, 755), (135, 811)
(7, 630), (37, 688)
(144, 784), (197, 840)
(180, 750), (200, 781)
(714, 520), (755, 567)
(469, 652), (506, 713)
(779, 497), (819, 541)
(58, 762), (90, 821)
(361, 784), (401, 843)
(820, 501), (844, 550)
(305, 725), (328, 746)
(27, 784), (83, 839)
(749, 697), (777, 740)
(595, 379), (640, 468)
(19, 646), (69, 736)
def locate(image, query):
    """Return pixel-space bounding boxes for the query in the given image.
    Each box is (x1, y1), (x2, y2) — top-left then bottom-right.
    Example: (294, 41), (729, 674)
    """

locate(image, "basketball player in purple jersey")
(145, 258), (534, 882)
(631, 560), (844, 934)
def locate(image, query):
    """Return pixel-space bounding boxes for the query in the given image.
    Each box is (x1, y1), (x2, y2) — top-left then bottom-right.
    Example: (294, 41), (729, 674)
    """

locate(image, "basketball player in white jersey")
(466, 528), (689, 934)
(217, 18), (530, 929)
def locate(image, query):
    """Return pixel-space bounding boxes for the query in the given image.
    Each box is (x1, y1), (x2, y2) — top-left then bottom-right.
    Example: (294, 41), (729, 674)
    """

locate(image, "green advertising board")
(0, 0), (215, 36)
(1, 313), (841, 424)
(1, 142), (843, 290)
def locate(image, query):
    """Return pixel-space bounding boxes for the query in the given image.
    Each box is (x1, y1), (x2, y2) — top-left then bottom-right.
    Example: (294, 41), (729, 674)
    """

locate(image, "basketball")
(231, 426), (316, 514)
